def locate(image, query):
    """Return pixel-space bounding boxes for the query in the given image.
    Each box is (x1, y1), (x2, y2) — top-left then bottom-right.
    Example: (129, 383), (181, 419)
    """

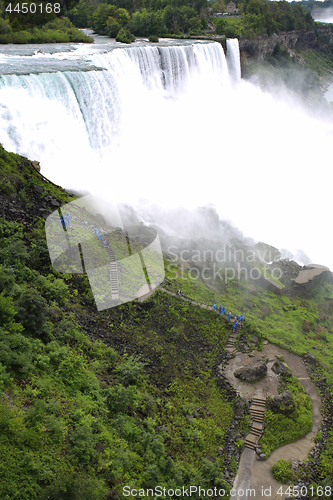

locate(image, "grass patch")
(260, 375), (313, 457)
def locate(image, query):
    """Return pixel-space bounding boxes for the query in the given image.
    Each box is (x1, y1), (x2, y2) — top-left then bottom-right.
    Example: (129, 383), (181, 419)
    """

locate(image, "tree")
(92, 4), (117, 34)
(115, 27), (135, 42)
(116, 7), (130, 26)
(107, 17), (121, 37)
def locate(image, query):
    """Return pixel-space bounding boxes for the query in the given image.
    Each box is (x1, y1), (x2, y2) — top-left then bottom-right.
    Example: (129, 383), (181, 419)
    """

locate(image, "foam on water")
(0, 39), (332, 269)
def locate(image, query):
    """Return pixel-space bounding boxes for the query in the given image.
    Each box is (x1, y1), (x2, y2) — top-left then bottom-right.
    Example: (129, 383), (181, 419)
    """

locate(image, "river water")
(1, 34), (333, 270)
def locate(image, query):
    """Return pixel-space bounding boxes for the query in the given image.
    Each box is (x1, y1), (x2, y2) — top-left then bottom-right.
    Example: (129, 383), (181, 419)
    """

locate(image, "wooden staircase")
(106, 245), (119, 300)
(245, 396), (266, 450)
(225, 324), (241, 355)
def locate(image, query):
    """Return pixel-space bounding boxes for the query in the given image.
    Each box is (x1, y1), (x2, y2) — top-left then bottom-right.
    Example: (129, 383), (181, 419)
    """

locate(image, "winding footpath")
(158, 286), (322, 498)
(229, 345), (322, 500)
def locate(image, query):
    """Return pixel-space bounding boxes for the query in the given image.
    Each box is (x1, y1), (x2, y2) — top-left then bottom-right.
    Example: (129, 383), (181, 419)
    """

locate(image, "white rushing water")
(0, 38), (333, 269)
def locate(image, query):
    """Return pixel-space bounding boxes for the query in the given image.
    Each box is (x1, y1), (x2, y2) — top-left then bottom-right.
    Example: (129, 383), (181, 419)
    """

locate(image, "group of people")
(213, 303), (226, 315)
(58, 213), (109, 247)
(94, 226), (109, 246)
(213, 302), (245, 329)
(231, 314), (245, 332)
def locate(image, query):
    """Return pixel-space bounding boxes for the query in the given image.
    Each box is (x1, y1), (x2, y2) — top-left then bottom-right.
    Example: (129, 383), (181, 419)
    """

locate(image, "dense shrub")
(38, 473), (106, 500)
(107, 384), (138, 414)
(115, 27), (135, 43)
(272, 459), (292, 483)
(15, 288), (49, 340)
(69, 425), (98, 465)
(114, 354), (146, 386)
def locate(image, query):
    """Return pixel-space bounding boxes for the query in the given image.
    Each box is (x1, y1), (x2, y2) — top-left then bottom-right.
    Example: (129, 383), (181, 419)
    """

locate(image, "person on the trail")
(228, 312), (231, 321)
(232, 323), (236, 332)
(177, 289), (181, 296)
(222, 306), (226, 314)
(238, 314), (241, 322)
(234, 320), (238, 328)
(241, 315), (245, 324)
(84, 220), (88, 225)
(214, 303), (216, 311)
(59, 214), (66, 230)
(219, 305), (222, 315)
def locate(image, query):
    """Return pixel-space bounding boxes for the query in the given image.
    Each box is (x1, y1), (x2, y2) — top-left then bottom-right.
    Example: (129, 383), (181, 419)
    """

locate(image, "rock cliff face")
(317, 24), (333, 45)
(239, 29), (319, 66)
(291, 264), (331, 297)
(238, 25), (333, 67)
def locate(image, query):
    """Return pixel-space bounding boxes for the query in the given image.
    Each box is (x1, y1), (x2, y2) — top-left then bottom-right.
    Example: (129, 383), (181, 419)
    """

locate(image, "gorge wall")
(238, 24), (333, 66)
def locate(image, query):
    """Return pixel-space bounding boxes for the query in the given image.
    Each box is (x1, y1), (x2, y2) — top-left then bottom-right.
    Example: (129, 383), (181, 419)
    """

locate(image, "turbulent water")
(0, 36), (333, 269)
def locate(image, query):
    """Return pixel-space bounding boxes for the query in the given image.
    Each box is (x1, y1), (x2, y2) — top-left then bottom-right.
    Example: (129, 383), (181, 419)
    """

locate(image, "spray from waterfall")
(0, 39), (332, 270)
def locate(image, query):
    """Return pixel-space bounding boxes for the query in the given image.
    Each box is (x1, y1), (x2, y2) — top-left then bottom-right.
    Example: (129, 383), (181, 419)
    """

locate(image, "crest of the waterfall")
(226, 38), (241, 83)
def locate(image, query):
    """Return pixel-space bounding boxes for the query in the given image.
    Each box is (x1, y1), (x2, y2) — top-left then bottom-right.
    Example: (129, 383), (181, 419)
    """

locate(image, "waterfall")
(0, 39), (333, 269)
(226, 38), (241, 83)
(0, 41), (232, 184)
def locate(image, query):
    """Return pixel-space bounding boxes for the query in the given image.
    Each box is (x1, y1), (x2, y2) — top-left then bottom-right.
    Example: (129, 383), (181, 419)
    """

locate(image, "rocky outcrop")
(258, 275), (284, 295)
(271, 359), (291, 375)
(254, 242), (281, 263)
(303, 352), (320, 364)
(291, 264), (331, 297)
(239, 29), (319, 66)
(267, 390), (295, 416)
(234, 361), (267, 382)
(317, 24), (333, 45)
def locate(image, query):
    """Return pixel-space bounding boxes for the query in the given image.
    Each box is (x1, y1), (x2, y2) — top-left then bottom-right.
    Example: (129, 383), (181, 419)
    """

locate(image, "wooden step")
(250, 411), (265, 418)
(252, 398), (266, 406)
(250, 429), (262, 437)
(250, 405), (266, 412)
(245, 433), (259, 449)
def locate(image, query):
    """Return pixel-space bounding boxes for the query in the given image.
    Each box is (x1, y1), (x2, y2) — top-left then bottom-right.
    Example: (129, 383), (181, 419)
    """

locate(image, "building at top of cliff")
(226, 1), (240, 15)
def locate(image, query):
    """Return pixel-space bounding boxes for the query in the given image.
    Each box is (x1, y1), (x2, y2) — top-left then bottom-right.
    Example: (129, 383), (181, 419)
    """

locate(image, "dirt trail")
(227, 344), (321, 500)
(159, 288), (322, 498)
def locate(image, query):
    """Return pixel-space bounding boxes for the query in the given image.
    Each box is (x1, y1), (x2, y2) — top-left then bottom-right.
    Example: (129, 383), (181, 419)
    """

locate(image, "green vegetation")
(0, 145), (238, 498)
(66, 0), (315, 41)
(320, 429), (333, 479)
(260, 374), (313, 457)
(1, 142), (333, 495)
(0, 16), (92, 43)
(242, 44), (333, 116)
(165, 259), (333, 385)
(0, 0), (92, 42)
(212, 0), (314, 38)
(272, 459), (292, 484)
(0, 0), (327, 43)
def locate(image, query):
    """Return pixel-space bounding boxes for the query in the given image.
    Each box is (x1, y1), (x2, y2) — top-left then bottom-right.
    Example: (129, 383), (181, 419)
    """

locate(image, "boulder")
(302, 320), (310, 332)
(271, 359), (291, 375)
(267, 390), (295, 416)
(233, 361), (267, 382)
(292, 264), (330, 297)
(314, 324), (326, 335)
(253, 242), (281, 263)
(303, 352), (320, 364)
